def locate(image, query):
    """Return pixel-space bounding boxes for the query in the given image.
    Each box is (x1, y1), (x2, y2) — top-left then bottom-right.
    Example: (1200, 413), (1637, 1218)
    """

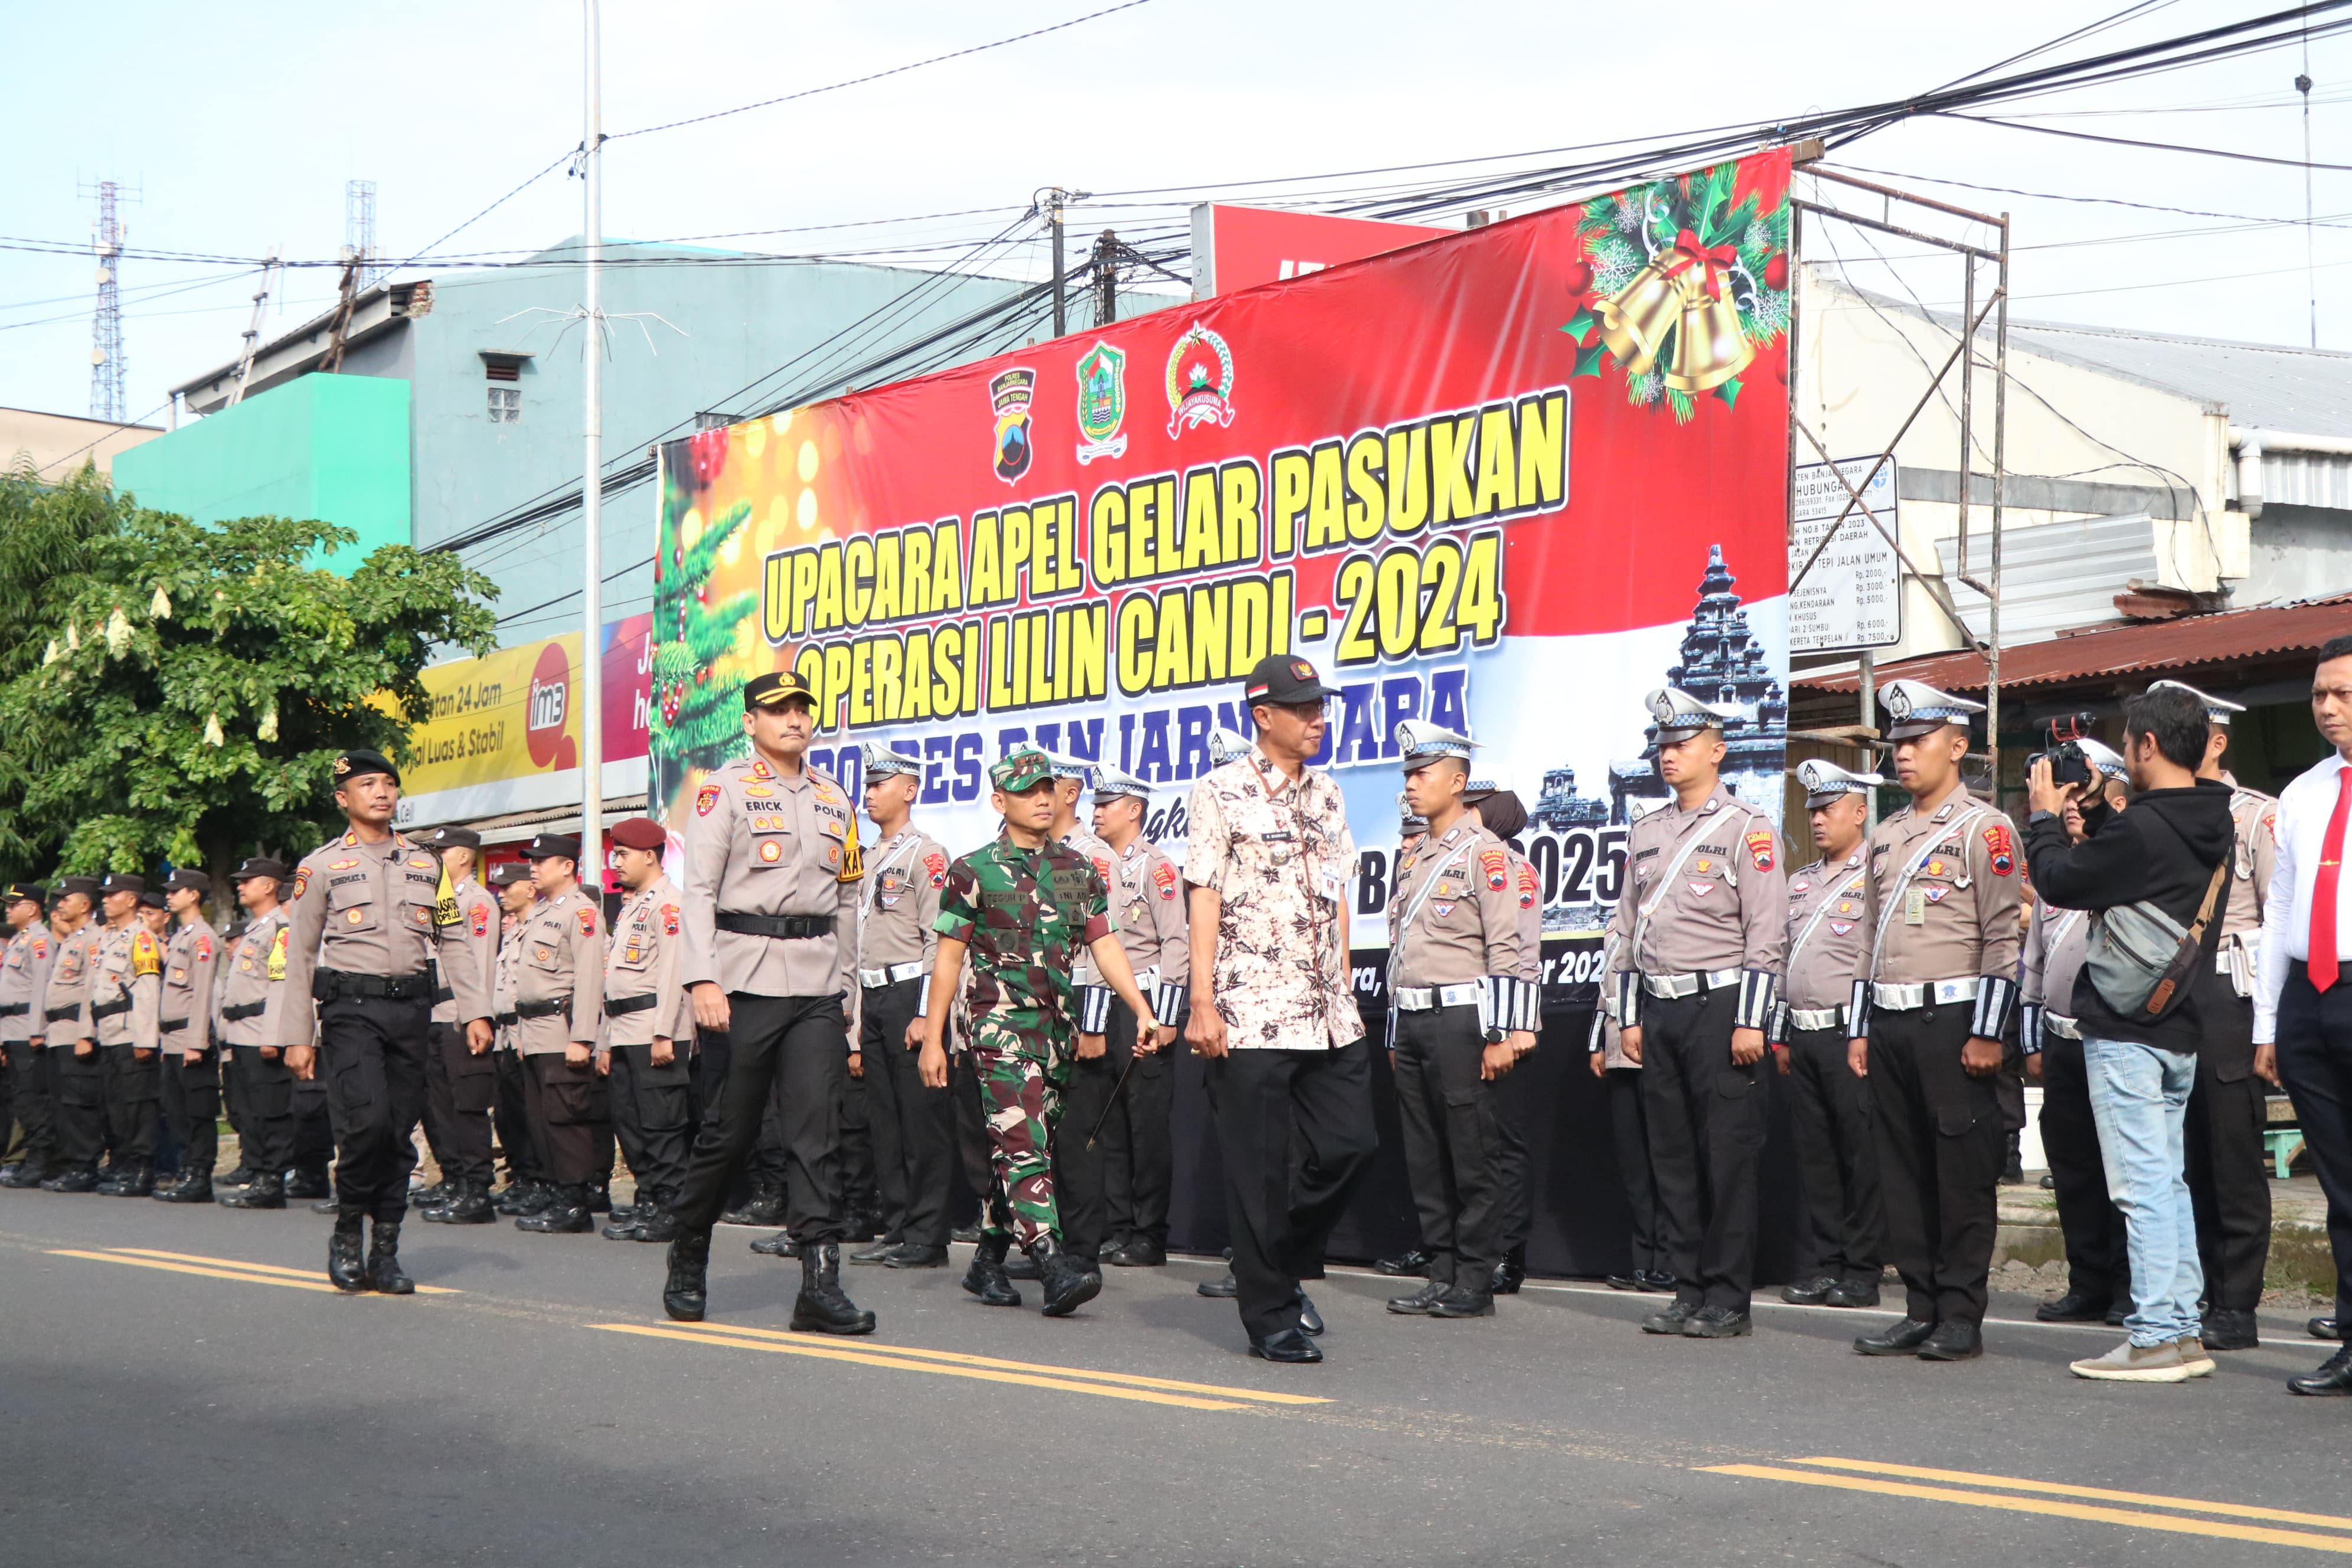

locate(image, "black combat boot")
(284, 1167), (332, 1201)
(328, 1214), (369, 1292)
(42, 1166), (100, 1194)
(409, 1180), (449, 1208)
(1030, 1234), (1102, 1319)
(367, 1221), (415, 1295)
(94, 1161), (131, 1196)
(112, 1160), (155, 1197)
(517, 1183), (593, 1233)
(2, 1158), (48, 1189)
(1491, 1248), (1526, 1295)
(664, 1227), (711, 1322)
(583, 1177), (613, 1216)
(749, 1230), (801, 1257)
(436, 1180), (496, 1226)
(600, 1208), (644, 1242)
(633, 1200), (680, 1244)
(718, 1175), (784, 1229)
(962, 1233), (1021, 1307)
(790, 1243), (877, 1335)
(218, 1171), (286, 1208)
(156, 1166), (214, 1204)
(215, 1162), (255, 1189)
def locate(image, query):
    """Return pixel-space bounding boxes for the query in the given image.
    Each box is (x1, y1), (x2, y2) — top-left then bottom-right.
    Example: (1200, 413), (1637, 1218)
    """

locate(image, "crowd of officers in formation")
(1, 648), (2347, 1388)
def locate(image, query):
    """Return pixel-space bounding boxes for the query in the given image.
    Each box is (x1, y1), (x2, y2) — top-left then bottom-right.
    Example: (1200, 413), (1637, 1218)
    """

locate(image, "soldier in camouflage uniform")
(917, 746), (1155, 1317)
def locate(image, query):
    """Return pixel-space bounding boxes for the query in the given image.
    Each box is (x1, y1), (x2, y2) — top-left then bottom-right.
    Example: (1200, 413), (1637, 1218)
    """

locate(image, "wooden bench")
(2266, 1095), (2304, 1181)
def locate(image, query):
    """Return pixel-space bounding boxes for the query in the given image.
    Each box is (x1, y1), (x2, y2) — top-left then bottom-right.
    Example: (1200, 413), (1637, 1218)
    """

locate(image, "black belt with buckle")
(45, 1004), (80, 1023)
(495, 1011), (518, 1028)
(90, 995), (131, 1021)
(0, 1001), (27, 1018)
(605, 993), (659, 1017)
(514, 996), (572, 1020)
(314, 969), (430, 1004)
(221, 999), (267, 1022)
(159, 1017), (190, 1034)
(715, 911), (835, 940)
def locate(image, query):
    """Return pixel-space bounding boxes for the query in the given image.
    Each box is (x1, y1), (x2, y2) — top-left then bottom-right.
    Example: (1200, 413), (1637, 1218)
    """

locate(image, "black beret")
(331, 749), (400, 787)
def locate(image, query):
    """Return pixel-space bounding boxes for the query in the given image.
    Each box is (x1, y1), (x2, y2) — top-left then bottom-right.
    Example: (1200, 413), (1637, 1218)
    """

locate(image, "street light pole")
(579, 0), (606, 872)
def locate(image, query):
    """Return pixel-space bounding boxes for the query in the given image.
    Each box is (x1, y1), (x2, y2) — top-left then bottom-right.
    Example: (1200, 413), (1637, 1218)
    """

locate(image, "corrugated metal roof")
(1935, 514), (2156, 645)
(1794, 592), (2352, 695)
(2000, 319), (2352, 436)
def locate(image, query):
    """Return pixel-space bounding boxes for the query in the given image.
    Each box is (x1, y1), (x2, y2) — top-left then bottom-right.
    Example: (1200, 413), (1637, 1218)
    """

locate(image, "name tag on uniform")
(1905, 887), (1928, 926)
(1263, 830), (1296, 844)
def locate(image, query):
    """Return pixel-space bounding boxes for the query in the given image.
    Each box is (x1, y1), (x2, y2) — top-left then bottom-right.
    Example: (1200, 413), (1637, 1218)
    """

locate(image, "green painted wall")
(110, 374), (410, 573)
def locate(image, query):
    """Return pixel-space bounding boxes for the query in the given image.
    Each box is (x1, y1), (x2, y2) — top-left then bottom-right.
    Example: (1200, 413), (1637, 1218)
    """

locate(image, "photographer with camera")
(2024, 684), (2237, 1383)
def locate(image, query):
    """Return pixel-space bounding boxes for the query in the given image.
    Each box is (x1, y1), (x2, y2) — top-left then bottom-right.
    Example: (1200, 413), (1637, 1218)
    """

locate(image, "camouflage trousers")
(968, 1018), (1068, 1250)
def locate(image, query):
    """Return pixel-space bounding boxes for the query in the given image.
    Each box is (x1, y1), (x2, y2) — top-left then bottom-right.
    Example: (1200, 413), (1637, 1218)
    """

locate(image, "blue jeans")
(2083, 1036), (2203, 1346)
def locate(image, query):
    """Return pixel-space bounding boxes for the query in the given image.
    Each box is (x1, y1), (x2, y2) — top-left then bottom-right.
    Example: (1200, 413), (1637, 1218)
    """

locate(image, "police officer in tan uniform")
(1060, 760), (1190, 1271)
(508, 833), (608, 1236)
(2020, 763), (2131, 1325)
(1770, 760), (1886, 1308)
(1848, 680), (2024, 1362)
(216, 860), (302, 1211)
(414, 826), (503, 1226)
(154, 870), (223, 1203)
(1607, 690), (1786, 1338)
(844, 743), (954, 1269)
(1463, 782), (1541, 1293)
(1, 883), (57, 1187)
(2156, 679), (2279, 1350)
(37, 877), (105, 1193)
(600, 818), (693, 1244)
(486, 861), (547, 1208)
(1383, 722), (1534, 1320)
(662, 669), (874, 1336)
(278, 749), (495, 1294)
(85, 873), (165, 1197)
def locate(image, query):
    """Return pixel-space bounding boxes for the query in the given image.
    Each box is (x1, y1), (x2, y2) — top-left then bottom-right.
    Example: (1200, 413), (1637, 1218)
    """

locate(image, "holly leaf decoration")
(1573, 341), (1607, 378)
(1714, 378), (1742, 410)
(1559, 308), (1596, 345)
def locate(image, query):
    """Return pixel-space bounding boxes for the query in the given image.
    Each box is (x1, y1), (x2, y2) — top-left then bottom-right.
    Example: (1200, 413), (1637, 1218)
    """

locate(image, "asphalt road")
(3, 1189), (2347, 1568)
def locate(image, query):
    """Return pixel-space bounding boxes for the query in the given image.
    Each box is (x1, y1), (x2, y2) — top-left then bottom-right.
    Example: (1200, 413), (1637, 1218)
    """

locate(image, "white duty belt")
(1642, 968), (1740, 1000)
(1393, 982), (1481, 1012)
(858, 962), (926, 988)
(1872, 977), (1981, 1011)
(1787, 1004), (1849, 1032)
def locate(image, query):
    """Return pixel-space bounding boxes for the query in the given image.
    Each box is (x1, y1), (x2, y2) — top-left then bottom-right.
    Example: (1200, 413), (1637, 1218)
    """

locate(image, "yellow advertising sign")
(396, 632), (582, 822)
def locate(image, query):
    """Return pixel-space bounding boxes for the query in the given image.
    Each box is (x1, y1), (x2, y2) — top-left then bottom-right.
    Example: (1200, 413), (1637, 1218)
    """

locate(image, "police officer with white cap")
(2153, 678), (2278, 1350)
(1606, 690), (1785, 1338)
(1771, 760), (1887, 1308)
(1848, 679), (2024, 1362)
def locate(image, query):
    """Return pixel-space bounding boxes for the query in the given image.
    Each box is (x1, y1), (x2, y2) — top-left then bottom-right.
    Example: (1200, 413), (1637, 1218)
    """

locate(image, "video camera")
(2027, 712), (2099, 788)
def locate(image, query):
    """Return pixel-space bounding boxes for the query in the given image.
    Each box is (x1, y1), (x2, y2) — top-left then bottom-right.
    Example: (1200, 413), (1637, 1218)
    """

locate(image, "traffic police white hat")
(2149, 678), (2245, 725)
(2077, 736), (2130, 780)
(1795, 757), (1885, 809)
(1645, 687), (1740, 741)
(1040, 750), (1094, 783)
(1207, 727), (1252, 767)
(1394, 718), (1476, 773)
(1093, 762), (1151, 802)
(1879, 678), (1985, 741)
(859, 741), (921, 779)
(1398, 790), (1427, 834)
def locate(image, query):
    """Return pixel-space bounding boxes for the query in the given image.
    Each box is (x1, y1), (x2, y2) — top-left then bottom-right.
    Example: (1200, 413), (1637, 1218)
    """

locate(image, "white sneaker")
(2070, 1337), (2196, 1382)
(2177, 1335), (2217, 1377)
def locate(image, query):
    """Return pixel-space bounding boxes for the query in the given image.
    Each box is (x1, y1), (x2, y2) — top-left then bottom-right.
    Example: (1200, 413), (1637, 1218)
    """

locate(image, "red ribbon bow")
(1659, 229), (1738, 299)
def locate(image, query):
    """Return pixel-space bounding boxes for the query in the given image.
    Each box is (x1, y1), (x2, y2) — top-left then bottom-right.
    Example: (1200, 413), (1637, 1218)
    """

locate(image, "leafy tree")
(2, 507), (498, 889)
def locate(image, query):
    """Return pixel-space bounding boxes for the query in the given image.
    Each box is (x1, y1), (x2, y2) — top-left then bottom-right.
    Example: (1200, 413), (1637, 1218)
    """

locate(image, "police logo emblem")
(1074, 342), (1129, 465)
(1886, 684), (1914, 720)
(1165, 323), (1236, 437)
(989, 367), (1037, 484)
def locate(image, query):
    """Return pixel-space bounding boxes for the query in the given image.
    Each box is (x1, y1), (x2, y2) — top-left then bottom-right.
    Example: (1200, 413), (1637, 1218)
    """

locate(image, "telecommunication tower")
(345, 179), (382, 289)
(81, 178), (136, 423)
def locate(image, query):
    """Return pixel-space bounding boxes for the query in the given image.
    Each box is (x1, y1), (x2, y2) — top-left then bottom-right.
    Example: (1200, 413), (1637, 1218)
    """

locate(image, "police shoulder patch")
(924, 850), (948, 889)
(1151, 860), (1179, 900)
(1516, 860), (1537, 910)
(1982, 821), (2015, 876)
(472, 900), (493, 939)
(1481, 847), (1508, 891)
(696, 783), (722, 817)
(131, 930), (162, 977)
(661, 902), (681, 936)
(577, 906), (596, 936)
(1745, 828), (1775, 873)
(196, 936), (212, 963)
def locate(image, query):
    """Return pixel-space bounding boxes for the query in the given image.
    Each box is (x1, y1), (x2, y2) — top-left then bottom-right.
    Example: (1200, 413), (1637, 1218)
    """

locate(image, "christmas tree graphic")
(649, 477), (760, 814)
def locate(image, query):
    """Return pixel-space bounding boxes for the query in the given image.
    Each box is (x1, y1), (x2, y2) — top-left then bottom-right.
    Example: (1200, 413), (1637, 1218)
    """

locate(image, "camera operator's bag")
(2085, 814), (2232, 1021)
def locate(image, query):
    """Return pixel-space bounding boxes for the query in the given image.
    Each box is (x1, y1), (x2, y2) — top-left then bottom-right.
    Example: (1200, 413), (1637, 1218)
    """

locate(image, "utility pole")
(1046, 190), (1067, 338)
(1091, 230), (1119, 330)
(579, 0), (606, 865)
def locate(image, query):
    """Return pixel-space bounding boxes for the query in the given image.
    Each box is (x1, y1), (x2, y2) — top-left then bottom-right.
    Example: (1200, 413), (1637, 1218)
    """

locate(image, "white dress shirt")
(2255, 750), (2352, 1044)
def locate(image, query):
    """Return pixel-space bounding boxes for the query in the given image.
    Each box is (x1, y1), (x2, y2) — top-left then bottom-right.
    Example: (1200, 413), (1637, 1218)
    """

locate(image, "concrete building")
(0, 404), (162, 482)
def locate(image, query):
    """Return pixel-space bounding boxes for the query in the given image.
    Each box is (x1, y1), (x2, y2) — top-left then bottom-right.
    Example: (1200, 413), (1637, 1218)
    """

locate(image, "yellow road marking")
(50, 1249), (344, 1293)
(593, 1323), (1254, 1411)
(1703, 1465), (2352, 1556)
(675, 1319), (1329, 1404)
(49, 1247), (460, 1295)
(105, 1247), (462, 1295)
(1791, 1457), (2352, 1533)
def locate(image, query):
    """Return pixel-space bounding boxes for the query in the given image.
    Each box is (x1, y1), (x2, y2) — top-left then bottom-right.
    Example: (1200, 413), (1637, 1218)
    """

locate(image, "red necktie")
(2314, 767), (2352, 993)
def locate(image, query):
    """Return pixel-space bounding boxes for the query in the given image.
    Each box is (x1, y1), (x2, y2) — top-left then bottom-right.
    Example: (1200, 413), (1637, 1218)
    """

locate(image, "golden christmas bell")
(1595, 258), (1684, 377)
(1663, 282), (1753, 394)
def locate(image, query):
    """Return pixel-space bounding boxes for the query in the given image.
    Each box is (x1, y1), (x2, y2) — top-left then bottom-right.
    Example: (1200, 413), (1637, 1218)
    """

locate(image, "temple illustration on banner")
(1606, 543), (1788, 824)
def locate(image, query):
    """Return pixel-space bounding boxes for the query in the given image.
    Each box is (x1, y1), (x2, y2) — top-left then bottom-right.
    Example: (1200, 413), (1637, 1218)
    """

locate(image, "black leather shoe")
(436, 1183), (496, 1226)
(103, 1162), (154, 1197)
(2106, 1301), (2129, 1327)
(1296, 1292), (1325, 1336)
(1491, 1257), (1525, 1296)
(633, 1204), (680, 1244)
(1638, 1269), (1678, 1293)
(951, 1223), (982, 1244)
(517, 1200), (593, 1234)
(94, 1164), (129, 1196)
(1606, 1271), (1645, 1291)
(749, 1230), (800, 1258)
(1854, 1318), (1938, 1355)
(848, 1239), (901, 1265)
(367, 1221), (414, 1295)
(311, 1197), (340, 1214)
(600, 1215), (644, 1241)
(494, 1180), (548, 1217)
(42, 1168), (99, 1194)
(583, 1181), (612, 1216)
(2, 1161), (48, 1189)
(2202, 1307), (2259, 1351)
(1918, 1321), (1983, 1360)
(1387, 1280), (1449, 1315)
(1642, 1301), (1694, 1335)
(718, 1186), (785, 1228)
(218, 1172), (286, 1208)
(962, 1235), (1021, 1306)
(1683, 1306), (1752, 1338)
(216, 1165), (254, 1188)
(156, 1170), (214, 1204)
(0, 1162), (17, 1186)
(664, 1229), (711, 1321)
(328, 1217), (369, 1292)
(1105, 1238), (1167, 1268)
(1781, 1275), (1835, 1306)
(2288, 1347), (2352, 1396)
(1429, 1285), (1496, 1318)
(283, 1170), (331, 1200)
(409, 1180), (449, 1208)
(1197, 1269), (1237, 1299)
(2035, 1288), (2112, 1323)
(790, 1243), (877, 1335)
(1031, 1237), (1102, 1318)
(2310, 1315), (2345, 1341)
(1825, 1279), (1882, 1309)
(606, 1203), (636, 1227)
(1249, 1327), (1324, 1364)
(885, 1244), (948, 1269)
(1374, 1247), (1433, 1278)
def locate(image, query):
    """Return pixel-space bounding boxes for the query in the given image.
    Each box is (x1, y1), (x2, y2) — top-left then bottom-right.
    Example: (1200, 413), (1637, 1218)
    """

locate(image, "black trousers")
(231, 1050), (296, 1176)
(1868, 1004), (2004, 1327)
(2186, 991), (2272, 1314)
(493, 1049), (541, 1182)
(1607, 1065), (1667, 1275)
(950, 1046), (995, 1225)
(1785, 1024), (1886, 1286)
(292, 1076), (333, 1180)
(672, 993), (848, 1241)
(423, 1021), (498, 1187)
(7, 1044), (55, 1170)
(316, 994), (431, 1224)
(521, 1051), (607, 1187)
(1638, 989), (1765, 1312)
(610, 1040), (693, 1207)
(839, 1034), (876, 1219)
(53, 1046), (105, 1170)
(1059, 998), (1178, 1259)
(2038, 1033), (2131, 1304)
(859, 978), (953, 1247)
(219, 1047), (248, 1149)
(1392, 1005), (1508, 1289)
(1202, 1039), (1378, 1341)
(0, 1041), (14, 1162)
(1492, 1059), (1533, 1262)
(100, 1047), (161, 1162)
(159, 1047), (220, 1175)
(2275, 963), (2352, 1324)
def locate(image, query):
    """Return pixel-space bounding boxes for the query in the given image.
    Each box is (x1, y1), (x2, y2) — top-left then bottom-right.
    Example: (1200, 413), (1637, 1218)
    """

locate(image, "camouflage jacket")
(934, 832), (1110, 1053)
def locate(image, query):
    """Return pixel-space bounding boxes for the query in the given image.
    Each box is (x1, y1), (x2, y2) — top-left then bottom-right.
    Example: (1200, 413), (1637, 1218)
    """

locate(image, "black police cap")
(100, 872), (146, 896)
(488, 861), (534, 888)
(4, 882), (45, 906)
(1242, 653), (1338, 706)
(54, 876), (101, 899)
(162, 868), (212, 896)
(522, 833), (582, 862)
(230, 857), (288, 884)
(743, 668), (816, 711)
(414, 825), (483, 852)
(331, 749), (400, 788)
